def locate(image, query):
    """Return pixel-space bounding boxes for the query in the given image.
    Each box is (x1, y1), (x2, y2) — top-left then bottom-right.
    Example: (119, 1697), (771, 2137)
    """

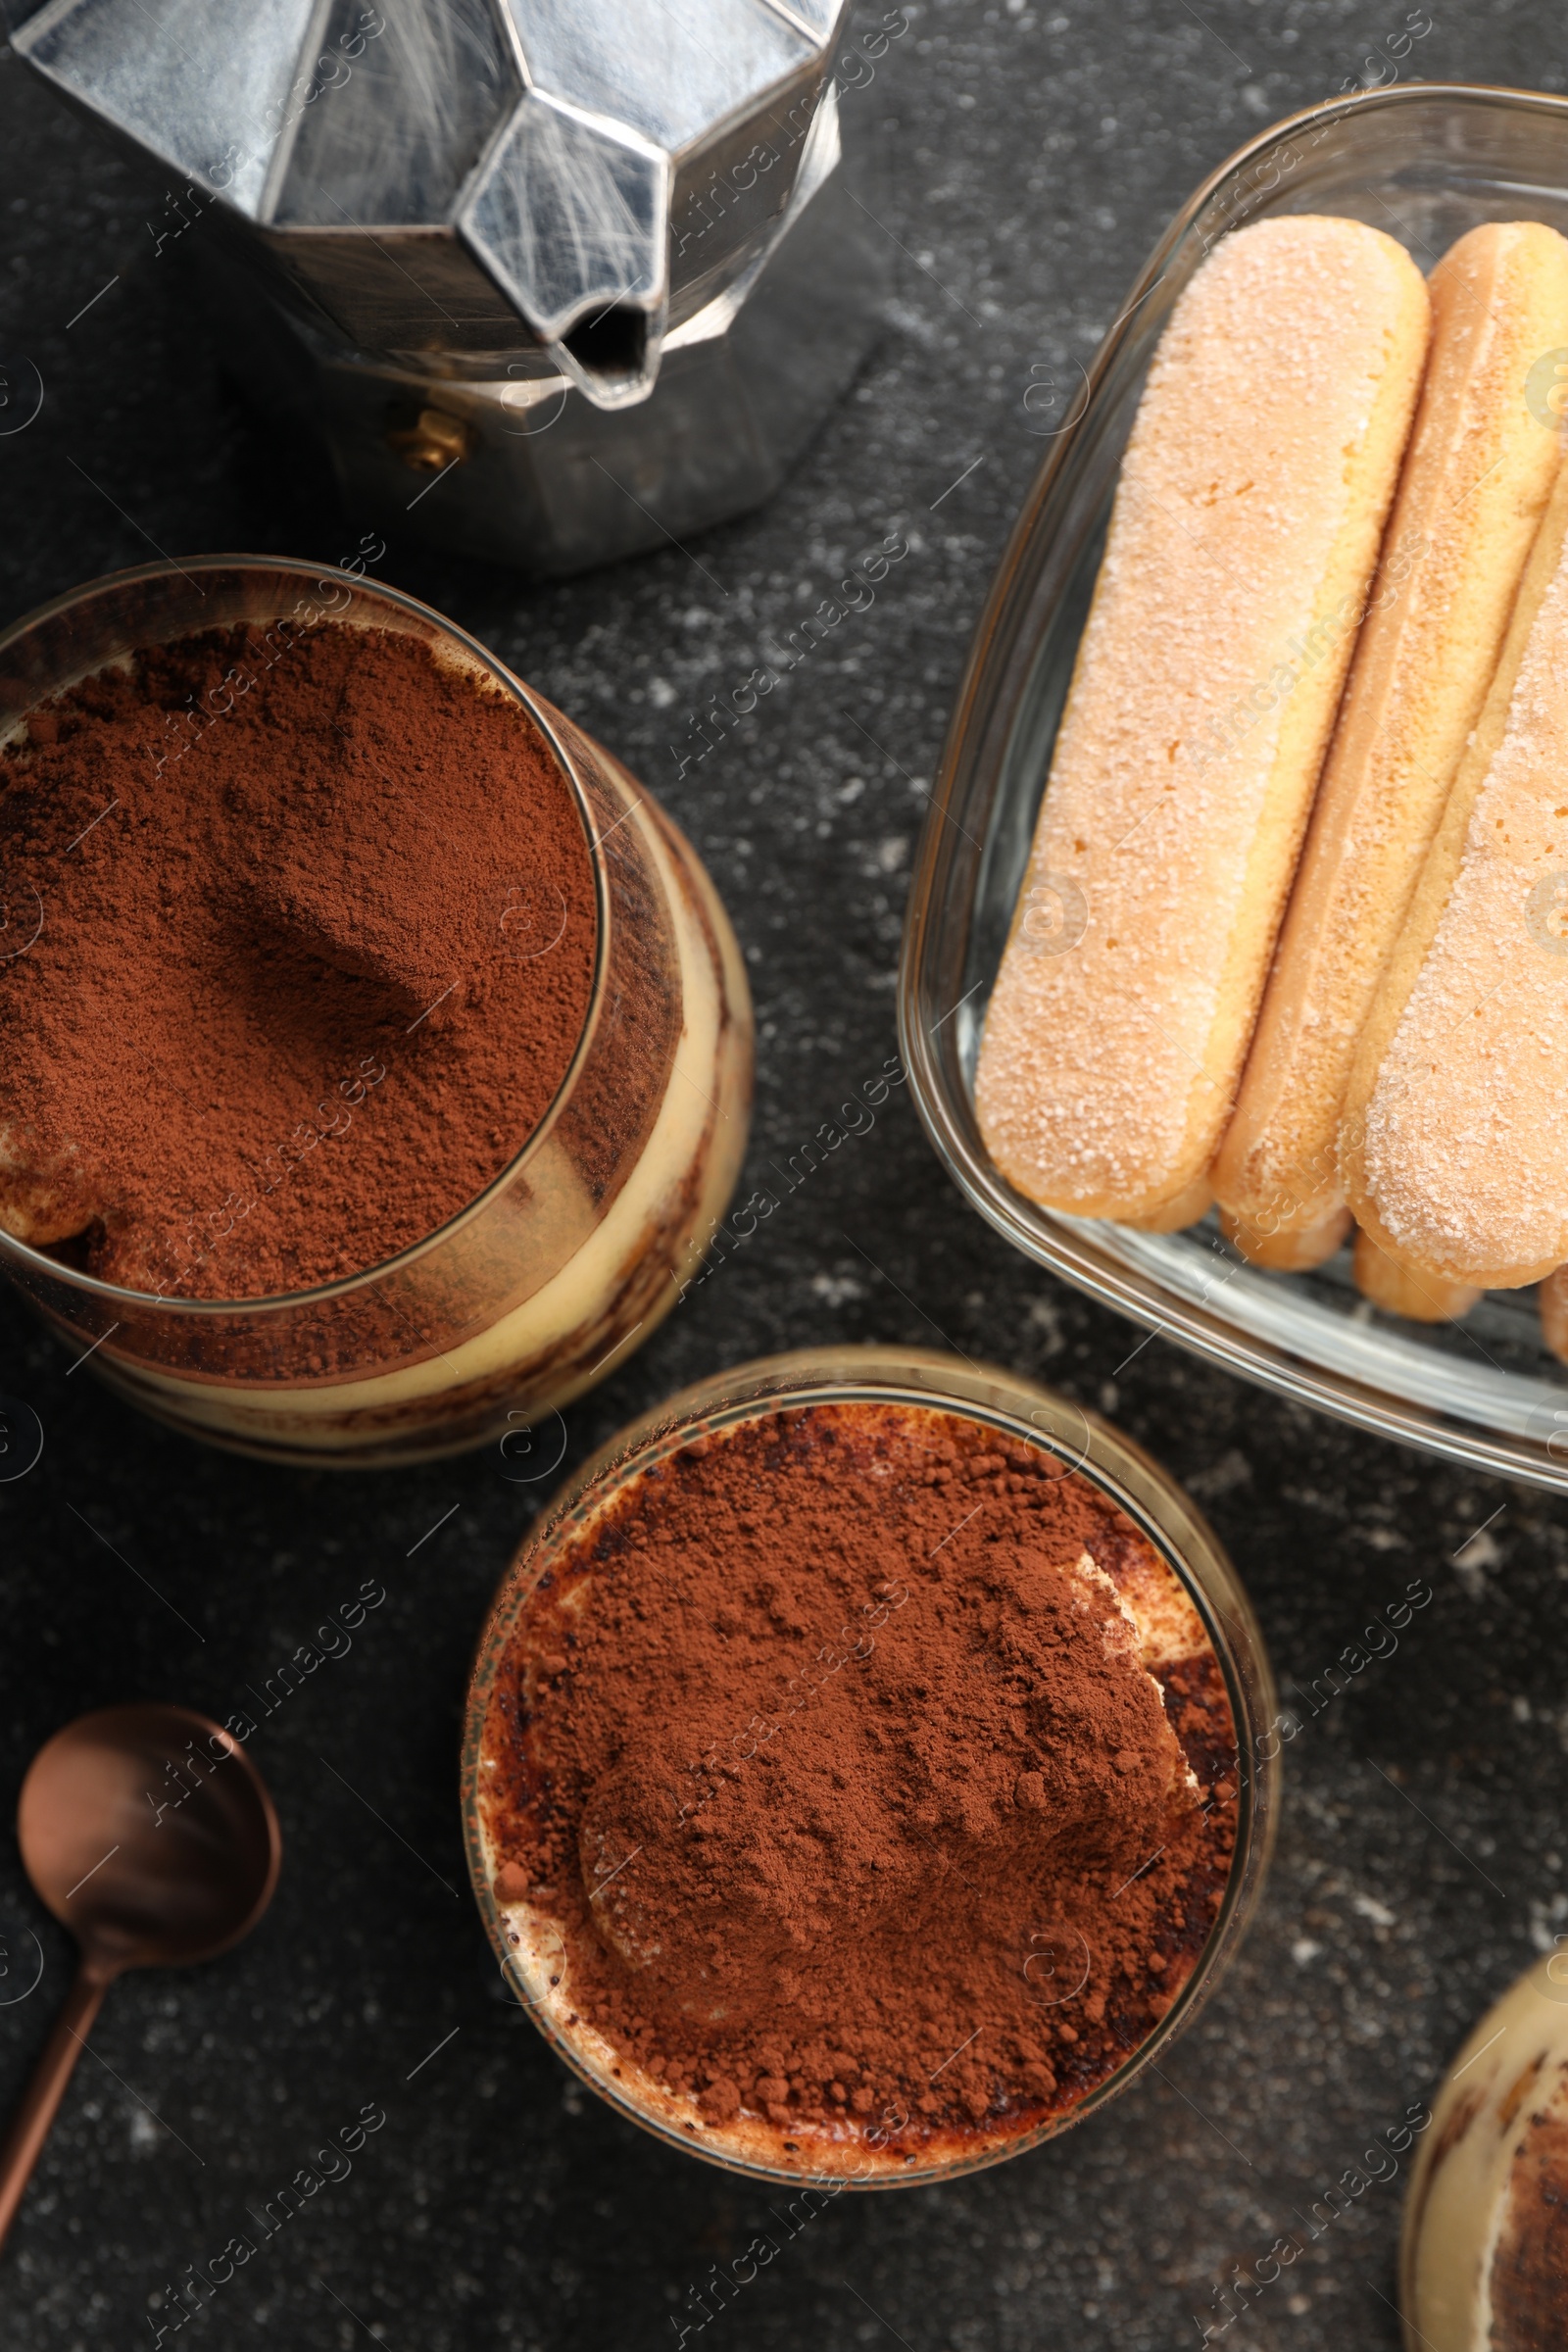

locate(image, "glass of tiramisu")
(464, 1346), (1276, 2185)
(0, 558), (752, 1465)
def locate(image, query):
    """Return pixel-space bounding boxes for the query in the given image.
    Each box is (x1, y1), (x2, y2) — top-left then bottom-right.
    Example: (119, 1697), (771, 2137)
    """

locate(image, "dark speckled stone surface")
(2, 3), (1566, 2346)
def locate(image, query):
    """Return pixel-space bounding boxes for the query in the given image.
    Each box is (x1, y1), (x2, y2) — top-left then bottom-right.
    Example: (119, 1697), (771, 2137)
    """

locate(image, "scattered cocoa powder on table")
(0, 621), (595, 1298)
(483, 1400), (1239, 2154)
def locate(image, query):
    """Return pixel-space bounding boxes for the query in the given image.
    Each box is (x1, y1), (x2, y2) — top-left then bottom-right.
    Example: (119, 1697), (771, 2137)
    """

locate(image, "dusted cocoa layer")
(0, 623), (595, 1296)
(78, 788), (748, 1463)
(477, 1398), (1239, 2176)
(0, 574), (754, 1466)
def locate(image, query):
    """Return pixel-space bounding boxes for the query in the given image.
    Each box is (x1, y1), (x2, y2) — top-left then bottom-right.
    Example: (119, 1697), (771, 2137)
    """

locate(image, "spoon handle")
(0, 1965), (109, 2252)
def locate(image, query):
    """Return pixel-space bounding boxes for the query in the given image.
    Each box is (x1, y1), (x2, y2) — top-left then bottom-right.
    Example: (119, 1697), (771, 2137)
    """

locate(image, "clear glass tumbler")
(462, 1345), (1278, 2186)
(0, 557), (752, 1466)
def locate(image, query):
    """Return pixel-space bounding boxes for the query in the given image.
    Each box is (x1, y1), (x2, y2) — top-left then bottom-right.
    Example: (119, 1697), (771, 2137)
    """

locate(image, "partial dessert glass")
(463, 1347), (1276, 2185)
(1400, 1950), (1568, 2349)
(0, 558), (752, 1465)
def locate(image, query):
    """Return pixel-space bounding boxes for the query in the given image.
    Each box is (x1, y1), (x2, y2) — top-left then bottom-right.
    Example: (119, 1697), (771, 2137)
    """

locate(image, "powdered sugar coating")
(975, 216), (1428, 1218)
(1213, 222), (1568, 1250)
(1357, 543), (1568, 1282)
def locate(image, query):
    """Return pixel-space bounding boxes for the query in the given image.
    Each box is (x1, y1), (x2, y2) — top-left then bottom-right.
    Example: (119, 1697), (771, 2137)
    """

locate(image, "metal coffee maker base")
(210, 162), (886, 575)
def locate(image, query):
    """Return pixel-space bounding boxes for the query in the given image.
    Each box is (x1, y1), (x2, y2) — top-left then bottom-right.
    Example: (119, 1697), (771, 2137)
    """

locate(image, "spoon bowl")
(0, 1702), (281, 2250)
(20, 1704), (279, 1972)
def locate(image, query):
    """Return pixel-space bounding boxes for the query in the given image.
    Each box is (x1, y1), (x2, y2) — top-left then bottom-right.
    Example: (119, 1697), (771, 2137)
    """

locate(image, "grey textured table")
(2, 5), (1565, 2347)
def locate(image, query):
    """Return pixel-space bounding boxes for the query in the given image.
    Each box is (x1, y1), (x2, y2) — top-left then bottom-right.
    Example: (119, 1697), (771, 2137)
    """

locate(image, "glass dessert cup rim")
(461, 1343), (1278, 2188)
(0, 553), (610, 1318)
(898, 80), (1568, 1495)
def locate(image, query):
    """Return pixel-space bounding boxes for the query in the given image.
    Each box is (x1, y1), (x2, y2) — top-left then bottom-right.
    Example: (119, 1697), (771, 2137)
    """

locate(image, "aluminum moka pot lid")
(16, 0), (848, 408)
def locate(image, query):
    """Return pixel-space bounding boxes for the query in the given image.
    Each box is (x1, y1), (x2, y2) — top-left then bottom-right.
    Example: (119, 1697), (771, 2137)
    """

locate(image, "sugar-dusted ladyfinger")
(976, 217), (1429, 1223)
(1345, 456), (1568, 1288)
(1216, 222), (1568, 1269)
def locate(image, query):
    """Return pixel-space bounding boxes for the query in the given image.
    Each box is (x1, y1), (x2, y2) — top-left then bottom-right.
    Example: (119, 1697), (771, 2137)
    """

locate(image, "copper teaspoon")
(0, 1703), (281, 2249)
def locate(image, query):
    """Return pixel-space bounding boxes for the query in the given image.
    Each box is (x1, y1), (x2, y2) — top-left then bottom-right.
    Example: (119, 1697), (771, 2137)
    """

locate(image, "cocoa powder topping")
(482, 1399), (1238, 2155)
(0, 622), (596, 1298)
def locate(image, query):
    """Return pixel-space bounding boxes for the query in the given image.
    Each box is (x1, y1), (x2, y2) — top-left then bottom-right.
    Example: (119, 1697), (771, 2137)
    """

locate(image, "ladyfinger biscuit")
(1351, 1228), (1481, 1324)
(1344, 457), (1568, 1287)
(0, 1123), (95, 1247)
(975, 217), (1429, 1223)
(1538, 1263), (1568, 1362)
(1214, 222), (1568, 1268)
(1124, 1174), (1212, 1234)
(1219, 1200), (1350, 1272)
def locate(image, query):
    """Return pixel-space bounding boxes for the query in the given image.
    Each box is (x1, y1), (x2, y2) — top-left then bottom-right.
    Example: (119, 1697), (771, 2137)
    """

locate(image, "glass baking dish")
(900, 82), (1568, 1493)
(462, 1346), (1277, 2185)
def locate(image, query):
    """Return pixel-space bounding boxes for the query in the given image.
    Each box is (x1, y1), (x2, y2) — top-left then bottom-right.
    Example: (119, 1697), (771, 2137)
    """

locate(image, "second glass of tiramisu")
(465, 1346), (1276, 2184)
